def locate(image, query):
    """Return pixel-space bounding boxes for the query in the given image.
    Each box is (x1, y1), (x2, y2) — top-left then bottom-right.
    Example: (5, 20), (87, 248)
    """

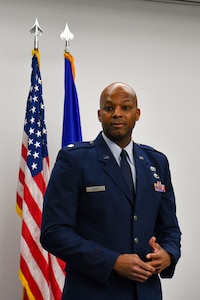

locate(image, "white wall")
(1, 0), (200, 299)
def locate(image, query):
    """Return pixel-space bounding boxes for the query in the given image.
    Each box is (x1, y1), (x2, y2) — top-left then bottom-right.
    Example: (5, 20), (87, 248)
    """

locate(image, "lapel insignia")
(103, 155), (110, 159)
(154, 181), (166, 192)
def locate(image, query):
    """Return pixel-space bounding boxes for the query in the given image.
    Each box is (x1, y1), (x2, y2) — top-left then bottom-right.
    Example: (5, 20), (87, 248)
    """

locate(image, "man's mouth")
(111, 123), (125, 128)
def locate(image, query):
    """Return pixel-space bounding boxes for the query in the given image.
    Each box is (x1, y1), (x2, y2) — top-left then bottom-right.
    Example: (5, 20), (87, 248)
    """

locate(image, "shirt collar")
(102, 132), (134, 165)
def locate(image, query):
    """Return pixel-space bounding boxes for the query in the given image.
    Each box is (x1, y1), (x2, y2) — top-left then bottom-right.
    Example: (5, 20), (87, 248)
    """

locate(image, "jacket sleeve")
(154, 153), (181, 278)
(160, 253), (176, 278)
(40, 148), (119, 286)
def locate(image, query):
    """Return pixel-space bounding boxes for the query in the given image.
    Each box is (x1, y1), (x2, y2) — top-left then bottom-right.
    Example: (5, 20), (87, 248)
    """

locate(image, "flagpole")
(60, 23), (74, 53)
(30, 18), (43, 50)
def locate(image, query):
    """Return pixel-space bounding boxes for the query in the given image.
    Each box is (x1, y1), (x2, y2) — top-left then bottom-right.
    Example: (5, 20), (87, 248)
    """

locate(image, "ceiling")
(145, 0), (200, 5)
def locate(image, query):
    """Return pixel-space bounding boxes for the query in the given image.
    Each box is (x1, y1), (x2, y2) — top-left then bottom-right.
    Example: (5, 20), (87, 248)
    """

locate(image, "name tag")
(86, 186), (106, 192)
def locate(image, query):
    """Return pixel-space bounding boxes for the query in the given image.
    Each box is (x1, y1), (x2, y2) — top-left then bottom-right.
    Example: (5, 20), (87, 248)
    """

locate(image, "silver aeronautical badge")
(153, 173), (160, 179)
(150, 166), (156, 172)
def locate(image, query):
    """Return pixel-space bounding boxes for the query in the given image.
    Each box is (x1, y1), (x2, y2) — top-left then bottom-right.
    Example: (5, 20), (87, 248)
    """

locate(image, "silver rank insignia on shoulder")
(67, 144), (74, 148)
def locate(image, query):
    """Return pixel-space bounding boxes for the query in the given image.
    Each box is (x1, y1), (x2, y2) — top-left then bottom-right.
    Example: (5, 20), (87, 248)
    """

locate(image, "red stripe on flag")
(22, 221), (49, 282)
(20, 255), (44, 300)
(23, 289), (29, 300)
(16, 169), (25, 214)
(22, 143), (27, 161)
(23, 182), (42, 227)
(16, 193), (23, 214)
(48, 254), (64, 300)
(46, 156), (50, 167)
(19, 168), (25, 185)
(34, 172), (47, 196)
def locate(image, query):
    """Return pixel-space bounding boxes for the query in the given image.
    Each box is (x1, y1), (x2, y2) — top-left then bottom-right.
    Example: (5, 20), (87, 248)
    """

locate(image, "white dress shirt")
(102, 132), (136, 189)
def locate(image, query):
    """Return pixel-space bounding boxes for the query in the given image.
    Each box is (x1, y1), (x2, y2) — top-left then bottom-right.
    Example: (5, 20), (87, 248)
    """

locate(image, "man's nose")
(113, 106), (122, 117)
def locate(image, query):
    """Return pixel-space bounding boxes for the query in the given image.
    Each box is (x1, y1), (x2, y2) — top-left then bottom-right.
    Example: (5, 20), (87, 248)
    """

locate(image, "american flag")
(16, 50), (65, 300)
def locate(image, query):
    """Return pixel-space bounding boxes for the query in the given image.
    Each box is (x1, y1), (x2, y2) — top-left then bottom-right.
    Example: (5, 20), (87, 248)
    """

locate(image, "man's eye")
(122, 106), (130, 110)
(105, 106), (113, 111)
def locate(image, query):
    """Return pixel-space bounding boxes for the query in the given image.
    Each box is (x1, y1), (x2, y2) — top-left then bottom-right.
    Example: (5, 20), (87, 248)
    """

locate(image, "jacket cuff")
(160, 253), (176, 278)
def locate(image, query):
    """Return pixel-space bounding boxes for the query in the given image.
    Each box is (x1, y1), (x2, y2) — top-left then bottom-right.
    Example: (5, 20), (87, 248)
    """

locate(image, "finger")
(130, 268), (154, 282)
(148, 236), (158, 252)
(146, 250), (160, 260)
(149, 237), (162, 254)
(149, 236), (156, 248)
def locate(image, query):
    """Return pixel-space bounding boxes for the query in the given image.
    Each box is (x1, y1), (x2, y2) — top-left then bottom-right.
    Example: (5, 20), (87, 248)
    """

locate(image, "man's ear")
(97, 110), (101, 122)
(136, 108), (141, 121)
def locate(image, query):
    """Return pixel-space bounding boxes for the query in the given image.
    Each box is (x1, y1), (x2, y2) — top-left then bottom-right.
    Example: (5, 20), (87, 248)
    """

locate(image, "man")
(40, 82), (181, 300)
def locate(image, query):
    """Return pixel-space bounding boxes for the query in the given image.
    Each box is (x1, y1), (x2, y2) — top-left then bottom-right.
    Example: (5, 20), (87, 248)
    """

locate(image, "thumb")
(149, 236), (159, 252)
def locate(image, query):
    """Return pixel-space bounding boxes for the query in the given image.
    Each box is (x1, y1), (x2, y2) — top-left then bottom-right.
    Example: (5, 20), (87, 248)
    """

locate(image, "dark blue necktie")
(120, 149), (134, 197)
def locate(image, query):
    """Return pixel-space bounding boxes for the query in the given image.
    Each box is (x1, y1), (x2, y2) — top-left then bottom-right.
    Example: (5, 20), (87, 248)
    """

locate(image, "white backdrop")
(1, 0), (200, 299)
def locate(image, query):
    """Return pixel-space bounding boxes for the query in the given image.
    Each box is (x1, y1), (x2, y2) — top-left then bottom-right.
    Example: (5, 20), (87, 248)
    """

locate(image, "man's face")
(98, 84), (140, 148)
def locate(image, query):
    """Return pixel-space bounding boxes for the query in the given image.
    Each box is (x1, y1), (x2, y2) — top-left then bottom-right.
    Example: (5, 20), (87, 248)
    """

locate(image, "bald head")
(100, 82), (138, 108)
(98, 82), (140, 148)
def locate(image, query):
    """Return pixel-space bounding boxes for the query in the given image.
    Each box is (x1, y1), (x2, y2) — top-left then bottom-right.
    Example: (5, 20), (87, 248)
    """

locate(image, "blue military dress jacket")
(40, 132), (181, 300)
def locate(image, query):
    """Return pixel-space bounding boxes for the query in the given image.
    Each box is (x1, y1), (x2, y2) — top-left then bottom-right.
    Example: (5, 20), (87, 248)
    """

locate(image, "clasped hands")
(113, 236), (171, 282)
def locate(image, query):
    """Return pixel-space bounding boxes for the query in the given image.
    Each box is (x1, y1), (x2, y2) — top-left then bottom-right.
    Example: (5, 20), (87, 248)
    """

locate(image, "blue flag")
(62, 53), (82, 147)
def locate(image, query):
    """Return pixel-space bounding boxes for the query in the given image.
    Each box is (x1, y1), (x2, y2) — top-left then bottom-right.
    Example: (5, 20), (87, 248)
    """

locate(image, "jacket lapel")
(134, 143), (157, 209)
